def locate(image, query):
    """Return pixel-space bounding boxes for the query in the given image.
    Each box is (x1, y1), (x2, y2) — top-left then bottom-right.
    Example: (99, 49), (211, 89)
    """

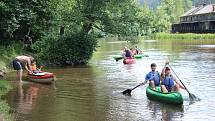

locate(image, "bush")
(0, 43), (22, 69)
(33, 32), (98, 65)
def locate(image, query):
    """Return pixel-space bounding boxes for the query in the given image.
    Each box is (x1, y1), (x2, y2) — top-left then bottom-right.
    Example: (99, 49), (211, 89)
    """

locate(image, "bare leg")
(161, 85), (168, 93)
(174, 84), (180, 92)
(149, 81), (156, 90)
(17, 69), (23, 82)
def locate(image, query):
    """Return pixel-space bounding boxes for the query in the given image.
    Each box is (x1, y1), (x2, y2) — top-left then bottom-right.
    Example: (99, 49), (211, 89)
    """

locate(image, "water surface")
(5, 38), (215, 121)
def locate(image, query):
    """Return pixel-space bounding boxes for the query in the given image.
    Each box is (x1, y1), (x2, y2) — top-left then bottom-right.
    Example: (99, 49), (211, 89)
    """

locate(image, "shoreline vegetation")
(146, 33), (215, 40)
(0, 43), (22, 70)
(1, 33), (215, 69)
(0, 80), (13, 121)
(0, 44), (20, 121)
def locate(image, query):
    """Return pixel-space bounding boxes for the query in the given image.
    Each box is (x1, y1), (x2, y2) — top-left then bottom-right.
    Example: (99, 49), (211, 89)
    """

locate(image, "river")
(4, 38), (215, 121)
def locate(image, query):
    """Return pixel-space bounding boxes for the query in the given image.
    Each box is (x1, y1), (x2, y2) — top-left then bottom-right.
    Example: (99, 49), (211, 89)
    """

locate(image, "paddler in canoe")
(160, 62), (185, 92)
(142, 63), (160, 90)
(141, 62), (185, 92)
(134, 46), (143, 55)
(122, 47), (133, 59)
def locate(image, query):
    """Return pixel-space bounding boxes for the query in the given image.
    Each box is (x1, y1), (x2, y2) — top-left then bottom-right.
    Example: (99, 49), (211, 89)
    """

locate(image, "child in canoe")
(160, 62), (185, 92)
(30, 60), (43, 74)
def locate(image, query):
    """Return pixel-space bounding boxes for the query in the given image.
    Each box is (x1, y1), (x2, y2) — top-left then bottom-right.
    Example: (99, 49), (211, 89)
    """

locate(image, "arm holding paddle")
(164, 62), (185, 90)
(122, 63), (160, 95)
(166, 63), (198, 101)
(173, 77), (185, 90)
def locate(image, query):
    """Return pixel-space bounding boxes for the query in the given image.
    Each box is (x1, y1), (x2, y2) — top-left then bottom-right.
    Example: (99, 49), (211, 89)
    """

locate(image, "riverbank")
(0, 44), (21, 121)
(146, 33), (215, 40)
(0, 80), (13, 121)
(0, 43), (22, 71)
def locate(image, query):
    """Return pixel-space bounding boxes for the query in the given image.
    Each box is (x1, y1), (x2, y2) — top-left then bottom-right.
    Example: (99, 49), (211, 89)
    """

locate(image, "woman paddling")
(160, 62), (185, 93)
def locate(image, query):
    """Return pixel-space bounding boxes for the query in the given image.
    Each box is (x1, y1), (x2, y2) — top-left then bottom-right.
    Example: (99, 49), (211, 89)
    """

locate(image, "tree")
(32, 0), (141, 65)
(0, 0), (53, 44)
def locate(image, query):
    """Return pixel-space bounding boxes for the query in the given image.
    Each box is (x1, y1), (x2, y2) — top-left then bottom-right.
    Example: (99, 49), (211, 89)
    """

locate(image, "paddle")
(115, 58), (122, 62)
(167, 64), (197, 101)
(122, 83), (144, 95)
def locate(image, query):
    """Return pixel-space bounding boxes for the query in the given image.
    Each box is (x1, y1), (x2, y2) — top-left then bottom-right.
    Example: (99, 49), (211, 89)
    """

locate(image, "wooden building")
(172, 4), (215, 33)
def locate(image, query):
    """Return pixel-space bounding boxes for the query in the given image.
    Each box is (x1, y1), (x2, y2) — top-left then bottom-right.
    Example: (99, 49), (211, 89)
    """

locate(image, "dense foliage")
(0, 0), (53, 44)
(0, 0), (204, 65)
(33, 32), (97, 65)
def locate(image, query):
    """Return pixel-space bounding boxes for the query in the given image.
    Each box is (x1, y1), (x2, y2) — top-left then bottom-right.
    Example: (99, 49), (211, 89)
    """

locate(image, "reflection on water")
(5, 38), (215, 121)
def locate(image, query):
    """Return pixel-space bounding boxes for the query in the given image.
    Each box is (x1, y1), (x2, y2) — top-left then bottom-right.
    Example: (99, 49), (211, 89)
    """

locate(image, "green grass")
(0, 43), (22, 70)
(146, 33), (215, 40)
(0, 80), (11, 94)
(0, 43), (20, 121)
(0, 80), (13, 121)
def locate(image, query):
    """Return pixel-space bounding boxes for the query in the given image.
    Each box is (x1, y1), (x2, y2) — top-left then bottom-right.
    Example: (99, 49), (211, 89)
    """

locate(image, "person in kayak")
(142, 63), (160, 90)
(30, 60), (43, 74)
(160, 62), (185, 92)
(134, 46), (143, 55)
(122, 47), (133, 59)
(12, 55), (34, 82)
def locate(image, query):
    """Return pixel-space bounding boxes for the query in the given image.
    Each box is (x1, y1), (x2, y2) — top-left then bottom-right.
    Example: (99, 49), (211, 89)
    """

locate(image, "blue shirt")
(145, 71), (160, 86)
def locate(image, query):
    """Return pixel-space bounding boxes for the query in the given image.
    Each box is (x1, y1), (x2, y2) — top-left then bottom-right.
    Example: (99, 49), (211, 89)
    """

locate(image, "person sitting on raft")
(134, 46), (143, 55)
(142, 63), (160, 90)
(122, 47), (133, 59)
(30, 60), (42, 74)
(160, 62), (185, 92)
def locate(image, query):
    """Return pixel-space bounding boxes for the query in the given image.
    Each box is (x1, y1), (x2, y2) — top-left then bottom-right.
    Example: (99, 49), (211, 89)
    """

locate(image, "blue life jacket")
(147, 71), (160, 86)
(163, 75), (174, 90)
(125, 50), (132, 57)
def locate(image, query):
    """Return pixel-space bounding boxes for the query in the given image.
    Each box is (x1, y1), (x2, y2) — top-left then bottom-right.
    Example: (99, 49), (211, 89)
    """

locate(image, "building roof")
(182, 4), (215, 17)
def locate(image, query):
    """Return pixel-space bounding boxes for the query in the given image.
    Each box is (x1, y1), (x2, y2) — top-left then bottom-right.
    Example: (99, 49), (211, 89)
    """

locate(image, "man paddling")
(142, 63), (160, 90)
(12, 55), (34, 82)
(160, 62), (185, 92)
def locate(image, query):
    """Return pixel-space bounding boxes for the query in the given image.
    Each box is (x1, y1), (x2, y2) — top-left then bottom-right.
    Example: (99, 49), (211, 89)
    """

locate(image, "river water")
(4, 38), (215, 121)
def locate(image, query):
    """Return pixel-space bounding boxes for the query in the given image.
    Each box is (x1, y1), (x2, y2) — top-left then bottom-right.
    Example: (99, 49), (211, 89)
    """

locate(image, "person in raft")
(134, 46), (143, 55)
(12, 55), (34, 82)
(122, 47), (133, 59)
(160, 62), (185, 92)
(30, 60), (43, 74)
(142, 63), (160, 90)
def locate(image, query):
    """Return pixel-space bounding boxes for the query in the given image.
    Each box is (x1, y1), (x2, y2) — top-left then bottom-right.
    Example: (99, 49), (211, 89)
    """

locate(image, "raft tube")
(123, 59), (137, 64)
(146, 86), (183, 105)
(27, 72), (54, 84)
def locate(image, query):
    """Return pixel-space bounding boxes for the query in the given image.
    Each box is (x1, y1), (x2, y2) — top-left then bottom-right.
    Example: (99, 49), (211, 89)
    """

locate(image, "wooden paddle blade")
(122, 89), (132, 95)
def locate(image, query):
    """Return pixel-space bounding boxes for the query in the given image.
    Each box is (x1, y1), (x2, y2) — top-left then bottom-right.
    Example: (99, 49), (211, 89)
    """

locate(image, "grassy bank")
(0, 80), (13, 121)
(0, 43), (22, 70)
(147, 33), (215, 40)
(0, 43), (21, 121)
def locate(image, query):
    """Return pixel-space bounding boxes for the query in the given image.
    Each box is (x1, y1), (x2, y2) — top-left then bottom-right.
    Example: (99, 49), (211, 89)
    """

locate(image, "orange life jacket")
(31, 64), (37, 71)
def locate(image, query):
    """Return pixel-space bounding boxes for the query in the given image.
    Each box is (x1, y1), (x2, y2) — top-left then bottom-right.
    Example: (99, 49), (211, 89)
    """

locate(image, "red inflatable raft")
(27, 72), (54, 84)
(123, 59), (137, 64)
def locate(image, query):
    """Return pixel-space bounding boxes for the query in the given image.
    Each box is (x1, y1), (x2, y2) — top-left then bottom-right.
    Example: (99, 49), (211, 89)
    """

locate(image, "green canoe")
(146, 86), (183, 105)
(113, 54), (146, 60)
